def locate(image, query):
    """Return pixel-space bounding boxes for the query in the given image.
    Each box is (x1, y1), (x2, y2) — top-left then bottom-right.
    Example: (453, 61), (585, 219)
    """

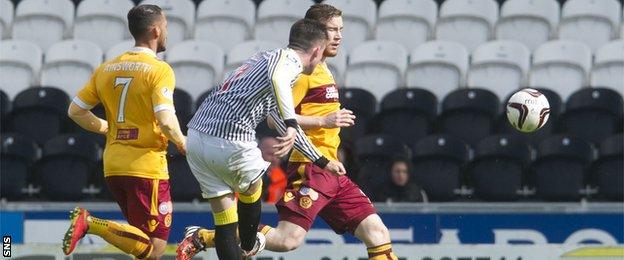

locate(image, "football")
(506, 88), (551, 133)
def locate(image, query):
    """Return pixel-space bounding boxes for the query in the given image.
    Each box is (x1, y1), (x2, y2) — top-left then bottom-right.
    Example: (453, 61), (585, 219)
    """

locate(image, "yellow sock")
(87, 216), (153, 259)
(259, 224), (274, 236)
(239, 180), (262, 204)
(367, 243), (398, 260)
(198, 229), (215, 247)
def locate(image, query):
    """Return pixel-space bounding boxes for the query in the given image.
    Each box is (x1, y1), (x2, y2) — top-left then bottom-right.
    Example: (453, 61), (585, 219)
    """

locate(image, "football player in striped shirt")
(178, 4), (399, 260)
(181, 19), (346, 259)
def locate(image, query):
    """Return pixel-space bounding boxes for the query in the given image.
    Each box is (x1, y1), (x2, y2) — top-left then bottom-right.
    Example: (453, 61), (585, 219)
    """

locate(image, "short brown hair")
(288, 19), (328, 52)
(127, 4), (163, 40)
(305, 4), (342, 24)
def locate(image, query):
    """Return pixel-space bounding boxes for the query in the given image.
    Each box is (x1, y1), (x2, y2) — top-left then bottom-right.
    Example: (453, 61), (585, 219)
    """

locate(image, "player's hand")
(324, 160), (346, 176)
(323, 109), (355, 128)
(274, 127), (296, 157)
(176, 138), (187, 156)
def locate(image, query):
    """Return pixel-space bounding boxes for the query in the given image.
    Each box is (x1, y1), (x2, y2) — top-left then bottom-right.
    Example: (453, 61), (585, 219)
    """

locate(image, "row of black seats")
(1, 85), (622, 156)
(2, 130), (622, 202)
(354, 133), (623, 202)
(0, 132), (202, 201)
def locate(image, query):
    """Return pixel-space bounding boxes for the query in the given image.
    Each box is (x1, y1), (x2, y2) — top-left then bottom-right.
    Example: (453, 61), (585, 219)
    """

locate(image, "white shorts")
(186, 129), (270, 199)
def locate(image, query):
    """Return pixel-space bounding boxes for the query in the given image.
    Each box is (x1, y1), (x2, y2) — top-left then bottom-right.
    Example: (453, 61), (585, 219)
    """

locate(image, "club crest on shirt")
(283, 191), (295, 203)
(299, 196), (313, 209)
(147, 218), (159, 232)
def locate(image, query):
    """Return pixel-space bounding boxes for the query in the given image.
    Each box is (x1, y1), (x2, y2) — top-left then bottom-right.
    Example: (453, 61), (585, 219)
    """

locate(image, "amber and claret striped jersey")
(73, 47), (176, 180)
(289, 62), (341, 163)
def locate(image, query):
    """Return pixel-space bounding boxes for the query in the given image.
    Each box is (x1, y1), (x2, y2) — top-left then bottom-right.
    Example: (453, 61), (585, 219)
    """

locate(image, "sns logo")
(3, 236), (11, 257)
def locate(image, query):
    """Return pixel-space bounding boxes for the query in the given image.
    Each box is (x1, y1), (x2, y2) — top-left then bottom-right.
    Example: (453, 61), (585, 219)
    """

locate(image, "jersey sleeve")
(151, 63), (176, 113)
(269, 109), (324, 162)
(73, 69), (100, 109)
(268, 50), (302, 121)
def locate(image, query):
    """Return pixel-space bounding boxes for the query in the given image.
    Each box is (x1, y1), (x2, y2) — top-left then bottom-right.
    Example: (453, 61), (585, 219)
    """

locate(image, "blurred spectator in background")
(376, 157), (426, 202)
(337, 141), (359, 180)
(258, 136), (287, 204)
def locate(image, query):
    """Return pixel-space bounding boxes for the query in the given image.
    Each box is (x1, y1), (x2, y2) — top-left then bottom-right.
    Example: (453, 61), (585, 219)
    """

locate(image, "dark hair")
(390, 156), (413, 173)
(305, 4), (342, 24)
(288, 19), (328, 52)
(127, 4), (163, 40)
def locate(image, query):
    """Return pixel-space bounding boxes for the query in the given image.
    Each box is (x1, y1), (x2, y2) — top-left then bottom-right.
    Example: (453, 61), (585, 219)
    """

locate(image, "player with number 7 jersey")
(63, 5), (186, 260)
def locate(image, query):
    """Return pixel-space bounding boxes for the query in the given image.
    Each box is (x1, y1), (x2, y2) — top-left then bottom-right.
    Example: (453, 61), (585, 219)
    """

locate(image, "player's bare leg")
(62, 207), (158, 259)
(354, 214), (398, 260)
(260, 221), (307, 252)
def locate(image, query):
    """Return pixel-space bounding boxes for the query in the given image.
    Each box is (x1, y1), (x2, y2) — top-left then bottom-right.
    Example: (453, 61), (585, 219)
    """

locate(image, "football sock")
(87, 216), (153, 259)
(238, 180), (263, 251)
(213, 205), (241, 259)
(367, 243), (398, 260)
(258, 224), (274, 236)
(198, 228), (215, 247)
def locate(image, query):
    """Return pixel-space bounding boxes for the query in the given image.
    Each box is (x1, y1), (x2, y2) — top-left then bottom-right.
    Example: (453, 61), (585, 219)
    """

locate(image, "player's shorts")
(275, 162), (376, 234)
(105, 176), (173, 240)
(186, 129), (270, 199)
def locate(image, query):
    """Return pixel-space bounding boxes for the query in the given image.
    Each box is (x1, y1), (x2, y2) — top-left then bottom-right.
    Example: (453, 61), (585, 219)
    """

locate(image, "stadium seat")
(195, 0), (255, 52)
(167, 144), (202, 201)
(412, 134), (470, 201)
(376, 0), (437, 52)
(195, 89), (214, 110)
(7, 87), (70, 145)
(344, 40), (407, 101)
(355, 134), (408, 198)
(226, 40), (281, 72)
(1, 133), (39, 200)
(12, 0), (74, 51)
(467, 40), (531, 99)
(591, 40), (624, 96)
(40, 40), (103, 96)
(495, 0), (559, 51)
(338, 88), (376, 143)
(532, 135), (594, 201)
(167, 40), (225, 100)
(0, 0), (14, 39)
(498, 87), (563, 146)
(173, 88), (194, 135)
(104, 39), (134, 61)
(378, 88), (437, 145)
(406, 41), (469, 101)
(74, 0), (134, 51)
(559, 0), (622, 51)
(592, 134), (623, 201)
(438, 88), (500, 146)
(561, 87), (623, 144)
(254, 0), (314, 44)
(38, 134), (100, 201)
(469, 134), (532, 201)
(0, 40), (42, 99)
(140, 0), (194, 46)
(435, 0), (499, 51)
(0, 89), (10, 131)
(326, 46), (347, 86)
(323, 0), (376, 51)
(529, 40), (592, 101)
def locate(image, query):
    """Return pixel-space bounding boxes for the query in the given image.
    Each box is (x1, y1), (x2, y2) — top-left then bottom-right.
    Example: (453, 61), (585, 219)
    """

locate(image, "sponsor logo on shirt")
(116, 128), (139, 140)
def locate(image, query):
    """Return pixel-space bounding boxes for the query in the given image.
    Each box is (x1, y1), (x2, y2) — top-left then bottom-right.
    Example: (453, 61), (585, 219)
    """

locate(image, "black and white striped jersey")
(188, 48), (324, 161)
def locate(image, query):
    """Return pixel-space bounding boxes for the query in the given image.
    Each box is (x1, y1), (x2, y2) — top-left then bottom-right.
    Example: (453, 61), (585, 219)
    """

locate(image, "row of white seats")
(2, 37), (622, 104)
(1, 0), (623, 55)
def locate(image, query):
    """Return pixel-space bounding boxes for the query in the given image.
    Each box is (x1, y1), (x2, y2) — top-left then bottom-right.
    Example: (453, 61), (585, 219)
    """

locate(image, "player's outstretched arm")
(67, 102), (108, 135)
(155, 110), (186, 155)
(295, 108), (356, 130)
